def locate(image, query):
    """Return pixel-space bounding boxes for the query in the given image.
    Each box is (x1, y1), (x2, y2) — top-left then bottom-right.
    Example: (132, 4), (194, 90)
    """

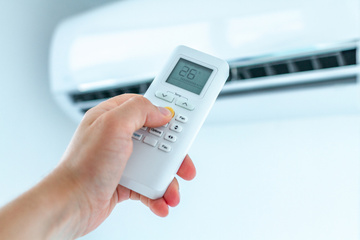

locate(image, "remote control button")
(175, 114), (188, 123)
(143, 136), (158, 147)
(158, 143), (171, 152)
(175, 99), (195, 111)
(132, 132), (143, 141)
(170, 123), (182, 133)
(164, 133), (177, 142)
(165, 106), (175, 118)
(155, 91), (174, 103)
(149, 128), (164, 137)
(141, 126), (148, 131)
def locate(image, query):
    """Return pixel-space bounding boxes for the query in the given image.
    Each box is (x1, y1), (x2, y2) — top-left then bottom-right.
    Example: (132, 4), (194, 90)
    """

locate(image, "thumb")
(103, 95), (173, 135)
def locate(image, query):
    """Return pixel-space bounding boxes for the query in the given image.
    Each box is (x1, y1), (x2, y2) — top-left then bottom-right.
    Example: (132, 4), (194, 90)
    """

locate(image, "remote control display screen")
(166, 58), (213, 95)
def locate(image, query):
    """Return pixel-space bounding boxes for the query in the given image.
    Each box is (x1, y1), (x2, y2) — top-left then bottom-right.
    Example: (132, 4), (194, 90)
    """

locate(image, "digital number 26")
(179, 66), (197, 80)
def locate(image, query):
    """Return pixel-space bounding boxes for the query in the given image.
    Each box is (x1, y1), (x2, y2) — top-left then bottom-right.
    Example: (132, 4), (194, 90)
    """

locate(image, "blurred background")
(1, 0), (359, 239)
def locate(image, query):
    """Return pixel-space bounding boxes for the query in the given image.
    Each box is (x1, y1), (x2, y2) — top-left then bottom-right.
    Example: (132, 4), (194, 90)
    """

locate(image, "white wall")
(0, 0), (115, 209)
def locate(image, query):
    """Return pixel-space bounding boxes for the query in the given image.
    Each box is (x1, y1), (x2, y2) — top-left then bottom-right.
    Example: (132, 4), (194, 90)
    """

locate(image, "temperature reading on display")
(166, 58), (213, 95)
(179, 66), (197, 80)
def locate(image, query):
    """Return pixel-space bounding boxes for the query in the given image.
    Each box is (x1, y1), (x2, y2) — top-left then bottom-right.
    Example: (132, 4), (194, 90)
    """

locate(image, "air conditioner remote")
(119, 45), (229, 199)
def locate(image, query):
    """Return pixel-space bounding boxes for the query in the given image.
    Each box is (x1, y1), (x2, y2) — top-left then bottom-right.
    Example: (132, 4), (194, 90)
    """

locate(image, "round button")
(165, 106), (175, 118)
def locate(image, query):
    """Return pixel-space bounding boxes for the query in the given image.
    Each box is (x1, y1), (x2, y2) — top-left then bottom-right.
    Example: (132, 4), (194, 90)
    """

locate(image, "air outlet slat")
(70, 81), (152, 103)
(294, 59), (314, 72)
(70, 47), (357, 106)
(237, 71), (247, 80)
(231, 48), (356, 82)
(318, 55), (339, 69)
(271, 63), (289, 75)
(248, 66), (267, 78)
(341, 49), (356, 65)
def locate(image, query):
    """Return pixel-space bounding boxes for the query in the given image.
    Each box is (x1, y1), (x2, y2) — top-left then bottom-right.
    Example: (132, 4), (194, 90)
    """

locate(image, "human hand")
(0, 94), (196, 240)
(58, 94), (196, 236)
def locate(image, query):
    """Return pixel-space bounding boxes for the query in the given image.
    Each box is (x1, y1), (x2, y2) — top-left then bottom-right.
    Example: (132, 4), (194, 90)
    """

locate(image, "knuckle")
(101, 111), (121, 129)
(128, 95), (150, 106)
(83, 107), (96, 118)
(100, 107), (133, 136)
(80, 107), (100, 125)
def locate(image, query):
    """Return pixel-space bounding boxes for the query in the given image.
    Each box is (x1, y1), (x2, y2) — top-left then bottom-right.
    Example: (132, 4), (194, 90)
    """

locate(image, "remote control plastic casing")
(119, 45), (229, 199)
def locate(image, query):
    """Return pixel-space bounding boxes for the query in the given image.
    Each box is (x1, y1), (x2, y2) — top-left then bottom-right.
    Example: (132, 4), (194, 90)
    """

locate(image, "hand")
(59, 94), (196, 236)
(0, 94), (196, 240)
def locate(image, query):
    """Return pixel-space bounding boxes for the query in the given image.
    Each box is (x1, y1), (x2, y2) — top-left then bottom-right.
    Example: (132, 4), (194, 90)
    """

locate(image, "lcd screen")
(166, 58), (213, 95)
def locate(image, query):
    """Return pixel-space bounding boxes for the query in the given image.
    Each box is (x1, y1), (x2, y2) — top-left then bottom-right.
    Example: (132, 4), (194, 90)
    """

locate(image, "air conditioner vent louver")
(70, 47), (357, 114)
(230, 48), (356, 81)
(71, 81), (152, 103)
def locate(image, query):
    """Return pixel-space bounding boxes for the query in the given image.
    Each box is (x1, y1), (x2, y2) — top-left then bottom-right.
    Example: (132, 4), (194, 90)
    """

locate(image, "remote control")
(119, 45), (229, 199)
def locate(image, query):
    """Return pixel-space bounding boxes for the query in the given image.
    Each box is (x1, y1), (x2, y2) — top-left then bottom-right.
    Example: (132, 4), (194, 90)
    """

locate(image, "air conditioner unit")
(50, 0), (360, 123)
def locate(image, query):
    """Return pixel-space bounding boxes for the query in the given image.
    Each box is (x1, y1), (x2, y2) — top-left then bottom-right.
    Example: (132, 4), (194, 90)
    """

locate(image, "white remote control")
(119, 45), (229, 199)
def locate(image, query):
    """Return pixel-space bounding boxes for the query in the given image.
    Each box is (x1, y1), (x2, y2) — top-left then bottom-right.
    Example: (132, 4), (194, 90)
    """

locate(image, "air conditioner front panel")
(208, 83), (360, 124)
(50, 0), (360, 123)
(51, 0), (360, 87)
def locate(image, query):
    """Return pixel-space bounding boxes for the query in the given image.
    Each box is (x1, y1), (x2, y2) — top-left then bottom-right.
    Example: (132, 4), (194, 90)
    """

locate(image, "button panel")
(133, 92), (193, 153)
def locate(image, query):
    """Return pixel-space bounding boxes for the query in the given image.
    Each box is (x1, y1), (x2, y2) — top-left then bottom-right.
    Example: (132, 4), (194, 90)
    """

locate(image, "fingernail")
(158, 106), (171, 116)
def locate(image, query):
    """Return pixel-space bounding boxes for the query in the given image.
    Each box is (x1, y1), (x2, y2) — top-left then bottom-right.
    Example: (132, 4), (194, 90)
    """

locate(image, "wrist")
(43, 165), (89, 239)
(34, 165), (89, 239)
(0, 165), (88, 240)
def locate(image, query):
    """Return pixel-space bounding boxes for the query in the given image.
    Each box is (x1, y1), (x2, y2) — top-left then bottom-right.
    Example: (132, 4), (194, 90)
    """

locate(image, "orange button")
(165, 107), (175, 118)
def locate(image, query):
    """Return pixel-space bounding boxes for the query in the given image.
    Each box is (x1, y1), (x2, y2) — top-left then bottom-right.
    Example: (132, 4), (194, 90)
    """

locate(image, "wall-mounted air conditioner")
(50, 0), (360, 123)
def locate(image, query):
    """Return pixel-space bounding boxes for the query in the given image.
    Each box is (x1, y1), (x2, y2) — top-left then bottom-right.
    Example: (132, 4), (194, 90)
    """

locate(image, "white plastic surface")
(119, 46), (229, 199)
(50, 0), (360, 123)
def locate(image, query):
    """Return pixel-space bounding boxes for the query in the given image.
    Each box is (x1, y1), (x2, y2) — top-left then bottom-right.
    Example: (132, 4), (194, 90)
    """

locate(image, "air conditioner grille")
(231, 48), (356, 81)
(70, 81), (151, 103)
(70, 47), (357, 111)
